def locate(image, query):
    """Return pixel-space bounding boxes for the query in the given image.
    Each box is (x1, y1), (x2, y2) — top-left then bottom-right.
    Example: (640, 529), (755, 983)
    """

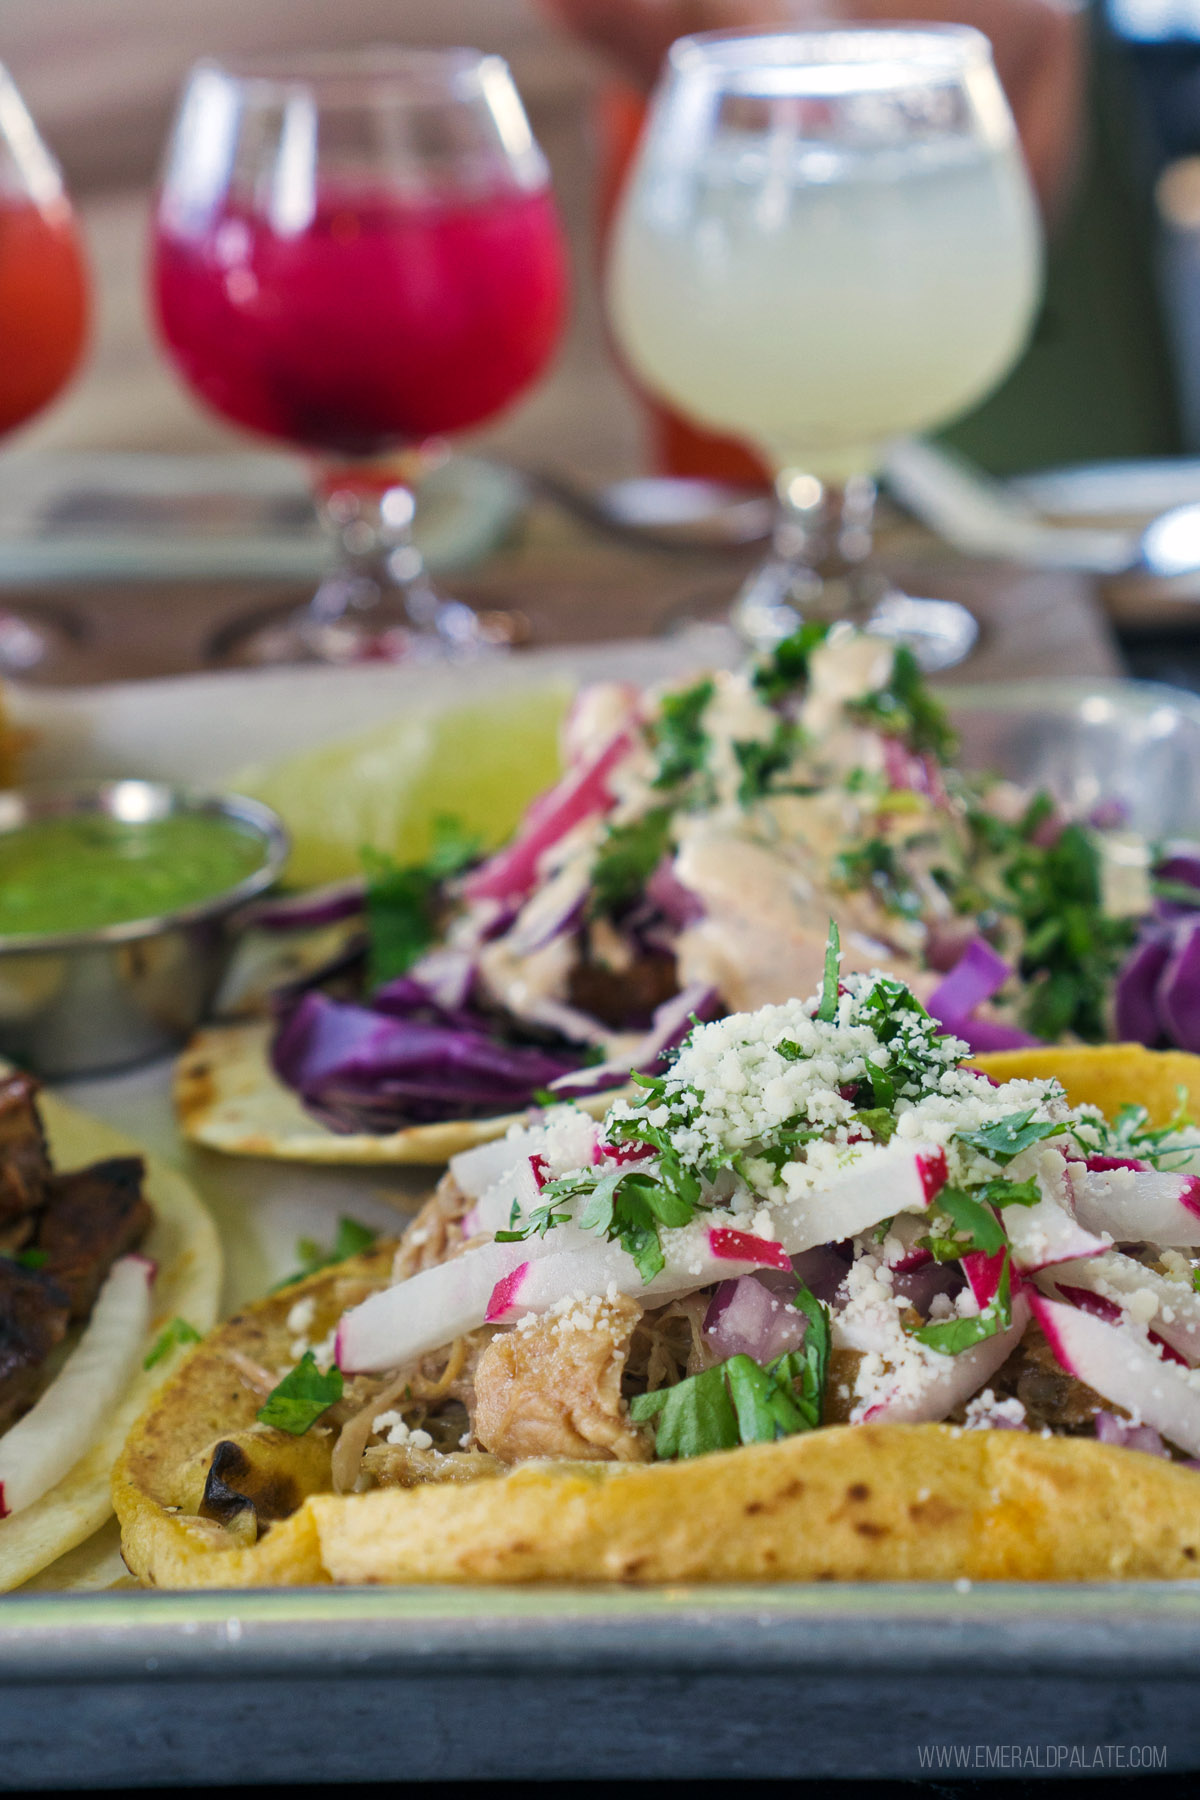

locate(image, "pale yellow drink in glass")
(610, 134), (1041, 483)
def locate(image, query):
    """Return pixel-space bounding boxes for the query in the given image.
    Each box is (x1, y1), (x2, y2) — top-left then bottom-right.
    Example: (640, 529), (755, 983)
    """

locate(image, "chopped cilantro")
(965, 804), (1134, 1041)
(529, 1144), (702, 1285)
(1089, 1091), (1200, 1169)
(590, 806), (672, 918)
(273, 1216), (377, 1291)
(976, 1176), (1041, 1208)
(912, 1254), (1012, 1354)
(630, 1363), (738, 1458)
(832, 836), (922, 920)
(929, 1186), (1006, 1256)
(863, 1058), (895, 1109)
(363, 816), (479, 986)
(651, 679), (714, 791)
(848, 644), (956, 759)
(852, 1106), (896, 1144)
(956, 1109), (1062, 1164)
(256, 1351), (343, 1436)
(12, 1246), (47, 1270)
(631, 1282), (830, 1458)
(1193, 1266), (1200, 1295)
(495, 1200), (573, 1242)
(752, 621), (830, 705)
(733, 720), (799, 805)
(142, 1316), (202, 1370)
(817, 920), (841, 1023)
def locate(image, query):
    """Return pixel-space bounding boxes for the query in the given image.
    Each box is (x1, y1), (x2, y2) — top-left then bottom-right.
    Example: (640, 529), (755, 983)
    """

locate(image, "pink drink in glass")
(153, 183), (568, 453)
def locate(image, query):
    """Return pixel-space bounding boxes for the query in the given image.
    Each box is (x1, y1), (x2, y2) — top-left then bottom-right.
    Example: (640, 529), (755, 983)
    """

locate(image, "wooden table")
(0, 497), (1121, 689)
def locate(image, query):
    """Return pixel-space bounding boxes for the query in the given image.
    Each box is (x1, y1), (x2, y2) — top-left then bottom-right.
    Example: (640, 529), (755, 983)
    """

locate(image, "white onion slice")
(1069, 1164), (1200, 1247)
(0, 1255), (154, 1521)
(1030, 1292), (1200, 1457)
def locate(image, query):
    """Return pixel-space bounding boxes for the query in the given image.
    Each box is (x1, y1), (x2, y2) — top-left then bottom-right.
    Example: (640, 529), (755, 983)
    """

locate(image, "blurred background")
(13, 0), (1200, 476)
(12, 0), (1200, 678)
(4, 0), (645, 482)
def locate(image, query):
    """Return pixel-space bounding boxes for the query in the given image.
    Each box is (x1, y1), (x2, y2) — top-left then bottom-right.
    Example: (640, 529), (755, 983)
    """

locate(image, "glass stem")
(310, 456), (480, 652)
(732, 469), (882, 648)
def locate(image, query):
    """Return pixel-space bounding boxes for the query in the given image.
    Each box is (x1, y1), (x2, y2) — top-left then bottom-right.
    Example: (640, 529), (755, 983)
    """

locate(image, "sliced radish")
(1030, 1292), (1200, 1457)
(1041, 1252), (1200, 1366)
(1004, 1188), (1109, 1273)
(336, 1233), (582, 1373)
(773, 1141), (945, 1253)
(708, 1227), (791, 1272)
(463, 728), (633, 904)
(1069, 1164), (1200, 1247)
(962, 1247), (1014, 1309)
(450, 1129), (542, 1201)
(0, 1255), (154, 1521)
(485, 1263), (531, 1323)
(465, 1155), (545, 1240)
(857, 1292), (1030, 1425)
(342, 1141), (955, 1375)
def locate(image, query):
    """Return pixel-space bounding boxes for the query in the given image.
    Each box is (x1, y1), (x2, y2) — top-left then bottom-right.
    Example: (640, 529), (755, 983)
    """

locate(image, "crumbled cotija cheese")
(964, 1390), (1027, 1431)
(372, 1411), (433, 1451)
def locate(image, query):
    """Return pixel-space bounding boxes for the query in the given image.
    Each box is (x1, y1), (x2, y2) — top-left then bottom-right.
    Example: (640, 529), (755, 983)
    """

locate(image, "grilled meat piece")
(0, 1073), (50, 1224)
(36, 1158), (151, 1320)
(0, 1261), (70, 1429)
(568, 951), (678, 1031)
(473, 1293), (651, 1464)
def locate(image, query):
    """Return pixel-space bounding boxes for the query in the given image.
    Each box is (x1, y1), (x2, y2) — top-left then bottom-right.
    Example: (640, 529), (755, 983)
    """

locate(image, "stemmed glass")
(0, 65), (89, 675)
(608, 27), (1043, 669)
(152, 50), (569, 666)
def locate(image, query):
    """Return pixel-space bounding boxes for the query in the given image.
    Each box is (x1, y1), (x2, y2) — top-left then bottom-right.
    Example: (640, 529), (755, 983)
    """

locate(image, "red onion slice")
(703, 1275), (808, 1363)
(1093, 1411), (1170, 1458)
(463, 727), (633, 905)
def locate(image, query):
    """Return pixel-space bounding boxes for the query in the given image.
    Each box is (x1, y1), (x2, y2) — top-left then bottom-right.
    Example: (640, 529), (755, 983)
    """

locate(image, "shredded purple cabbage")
(926, 939), (1043, 1053)
(271, 990), (584, 1130)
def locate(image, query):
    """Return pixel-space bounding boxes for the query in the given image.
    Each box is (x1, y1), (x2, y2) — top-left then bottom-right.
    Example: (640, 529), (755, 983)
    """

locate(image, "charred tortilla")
(116, 1042), (1200, 1587)
(176, 1021), (623, 1165)
(2, 1088), (220, 1591)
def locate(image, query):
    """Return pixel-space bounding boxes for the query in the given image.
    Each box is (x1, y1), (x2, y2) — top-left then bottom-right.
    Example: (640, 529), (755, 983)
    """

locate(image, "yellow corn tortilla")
(120, 1042), (1200, 1586)
(175, 1021), (624, 1165)
(2, 1089), (221, 1592)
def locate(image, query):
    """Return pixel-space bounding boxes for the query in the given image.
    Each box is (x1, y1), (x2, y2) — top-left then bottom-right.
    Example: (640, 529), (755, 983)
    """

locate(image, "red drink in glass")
(0, 196), (87, 436)
(152, 49), (569, 664)
(153, 183), (567, 454)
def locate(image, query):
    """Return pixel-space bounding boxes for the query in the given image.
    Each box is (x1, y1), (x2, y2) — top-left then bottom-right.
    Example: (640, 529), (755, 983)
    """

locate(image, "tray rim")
(7, 1581), (1200, 1680)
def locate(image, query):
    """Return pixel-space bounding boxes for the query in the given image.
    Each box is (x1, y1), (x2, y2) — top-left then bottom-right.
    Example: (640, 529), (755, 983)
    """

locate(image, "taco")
(176, 625), (1183, 1168)
(118, 963), (1200, 1587)
(0, 1072), (219, 1591)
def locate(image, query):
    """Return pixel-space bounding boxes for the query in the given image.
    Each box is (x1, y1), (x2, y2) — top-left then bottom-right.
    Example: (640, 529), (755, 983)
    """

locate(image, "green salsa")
(0, 811), (268, 938)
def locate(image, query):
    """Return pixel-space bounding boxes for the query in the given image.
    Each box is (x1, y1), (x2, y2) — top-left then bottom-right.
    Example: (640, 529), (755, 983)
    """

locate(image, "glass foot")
(206, 591), (504, 668)
(863, 591), (979, 672)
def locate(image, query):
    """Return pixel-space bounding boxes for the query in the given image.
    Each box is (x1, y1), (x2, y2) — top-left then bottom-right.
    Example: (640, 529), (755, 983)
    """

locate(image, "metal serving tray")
(6, 657), (1200, 1788)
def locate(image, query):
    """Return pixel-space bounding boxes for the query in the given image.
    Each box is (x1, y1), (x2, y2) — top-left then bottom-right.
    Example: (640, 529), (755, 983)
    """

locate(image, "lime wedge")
(233, 684), (569, 888)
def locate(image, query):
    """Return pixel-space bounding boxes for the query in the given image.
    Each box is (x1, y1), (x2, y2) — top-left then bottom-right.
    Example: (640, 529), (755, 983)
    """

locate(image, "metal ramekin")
(0, 781), (289, 1077)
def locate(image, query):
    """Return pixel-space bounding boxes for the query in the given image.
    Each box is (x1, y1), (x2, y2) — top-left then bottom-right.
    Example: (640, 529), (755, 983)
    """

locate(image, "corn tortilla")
(175, 1021), (623, 1165)
(118, 1043), (1200, 1587)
